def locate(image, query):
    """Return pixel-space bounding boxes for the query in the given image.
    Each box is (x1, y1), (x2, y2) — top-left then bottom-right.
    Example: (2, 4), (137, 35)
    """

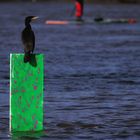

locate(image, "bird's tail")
(24, 52), (30, 63)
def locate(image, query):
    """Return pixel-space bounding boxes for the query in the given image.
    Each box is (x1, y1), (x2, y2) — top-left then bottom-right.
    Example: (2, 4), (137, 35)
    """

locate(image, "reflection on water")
(11, 131), (46, 140)
(0, 2), (140, 140)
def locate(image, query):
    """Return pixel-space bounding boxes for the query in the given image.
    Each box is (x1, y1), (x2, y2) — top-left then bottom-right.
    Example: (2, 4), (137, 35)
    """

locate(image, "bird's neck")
(25, 22), (31, 28)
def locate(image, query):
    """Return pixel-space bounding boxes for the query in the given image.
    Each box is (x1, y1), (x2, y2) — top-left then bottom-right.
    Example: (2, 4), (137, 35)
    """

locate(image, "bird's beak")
(32, 16), (39, 20)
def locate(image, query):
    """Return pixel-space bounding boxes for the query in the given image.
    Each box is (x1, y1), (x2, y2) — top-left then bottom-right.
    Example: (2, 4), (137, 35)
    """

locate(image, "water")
(0, 2), (140, 140)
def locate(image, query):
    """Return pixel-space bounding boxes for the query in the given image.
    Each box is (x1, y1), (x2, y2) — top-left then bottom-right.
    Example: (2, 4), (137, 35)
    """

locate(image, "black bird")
(22, 16), (38, 63)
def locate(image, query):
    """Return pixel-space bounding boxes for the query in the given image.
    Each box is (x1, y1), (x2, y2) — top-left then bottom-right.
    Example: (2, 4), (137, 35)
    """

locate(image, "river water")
(0, 2), (140, 140)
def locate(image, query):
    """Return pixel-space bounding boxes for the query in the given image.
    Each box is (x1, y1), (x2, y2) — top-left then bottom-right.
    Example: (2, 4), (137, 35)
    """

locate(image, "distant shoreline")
(0, 0), (140, 4)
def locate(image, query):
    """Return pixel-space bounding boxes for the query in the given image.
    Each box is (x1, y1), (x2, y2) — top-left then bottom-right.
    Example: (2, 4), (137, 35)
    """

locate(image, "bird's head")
(25, 16), (39, 26)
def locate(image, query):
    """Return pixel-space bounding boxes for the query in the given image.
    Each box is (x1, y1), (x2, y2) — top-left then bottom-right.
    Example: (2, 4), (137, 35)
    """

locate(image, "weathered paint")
(10, 54), (44, 132)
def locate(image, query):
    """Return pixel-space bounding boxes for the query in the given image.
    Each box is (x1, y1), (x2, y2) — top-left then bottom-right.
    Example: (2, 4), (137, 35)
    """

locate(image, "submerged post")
(10, 54), (44, 132)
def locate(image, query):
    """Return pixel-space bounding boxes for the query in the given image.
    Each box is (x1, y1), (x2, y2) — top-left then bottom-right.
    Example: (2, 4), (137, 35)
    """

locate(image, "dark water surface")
(0, 2), (140, 140)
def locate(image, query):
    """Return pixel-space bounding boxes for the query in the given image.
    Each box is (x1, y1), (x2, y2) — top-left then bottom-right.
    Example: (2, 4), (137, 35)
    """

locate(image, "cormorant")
(22, 16), (38, 63)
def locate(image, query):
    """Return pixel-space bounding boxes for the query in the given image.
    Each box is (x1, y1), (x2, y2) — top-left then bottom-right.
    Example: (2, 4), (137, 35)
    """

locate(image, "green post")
(10, 54), (44, 132)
